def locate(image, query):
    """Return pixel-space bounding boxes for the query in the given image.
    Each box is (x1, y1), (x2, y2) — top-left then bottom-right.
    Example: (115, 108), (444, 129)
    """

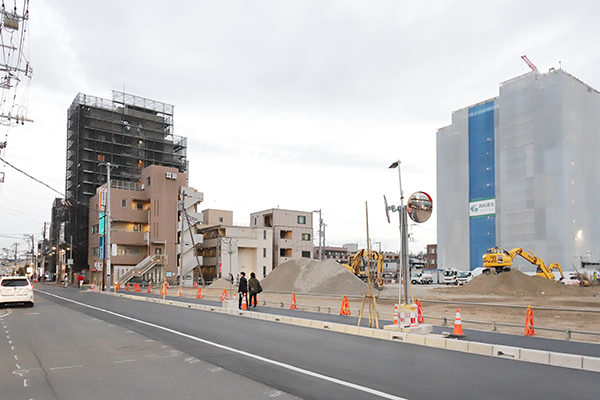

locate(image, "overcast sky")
(1, 0), (599, 257)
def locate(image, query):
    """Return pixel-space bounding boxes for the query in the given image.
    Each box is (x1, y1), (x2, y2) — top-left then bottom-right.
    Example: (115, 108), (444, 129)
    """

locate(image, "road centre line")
(39, 290), (409, 400)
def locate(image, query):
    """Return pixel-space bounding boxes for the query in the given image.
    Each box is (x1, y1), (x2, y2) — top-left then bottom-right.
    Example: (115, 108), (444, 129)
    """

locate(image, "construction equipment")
(483, 247), (564, 281)
(344, 249), (384, 290)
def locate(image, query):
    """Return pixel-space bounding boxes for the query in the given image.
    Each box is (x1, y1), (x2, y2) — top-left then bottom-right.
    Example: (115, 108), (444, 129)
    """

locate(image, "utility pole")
(313, 210), (324, 260)
(100, 162), (118, 291)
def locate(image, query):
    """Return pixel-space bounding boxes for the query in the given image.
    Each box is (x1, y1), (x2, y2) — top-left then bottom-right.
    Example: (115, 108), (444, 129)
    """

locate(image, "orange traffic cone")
(524, 306), (535, 336)
(452, 309), (464, 336)
(126, 283), (130, 291)
(416, 299), (424, 323)
(290, 293), (297, 310)
(196, 287), (203, 299)
(135, 284), (141, 292)
(91, 283), (95, 290)
(340, 295), (351, 316)
(393, 304), (399, 325)
(221, 289), (228, 301)
(177, 286), (183, 297)
(241, 293), (248, 310)
(147, 284), (152, 294)
(115, 282), (121, 290)
(193, 282), (198, 288)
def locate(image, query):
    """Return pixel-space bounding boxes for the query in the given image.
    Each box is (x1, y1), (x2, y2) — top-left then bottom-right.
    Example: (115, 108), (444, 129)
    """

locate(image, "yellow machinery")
(483, 247), (565, 281)
(343, 249), (384, 290)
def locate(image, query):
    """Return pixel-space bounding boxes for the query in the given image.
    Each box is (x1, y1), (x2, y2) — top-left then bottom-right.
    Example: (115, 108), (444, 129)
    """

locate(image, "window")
(136, 203), (143, 211)
(121, 199), (127, 208)
(263, 248), (267, 258)
(301, 251), (311, 258)
(147, 177), (151, 186)
(302, 233), (311, 241)
(263, 230), (267, 239)
(132, 224), (142, 233)
(97, 154), (105, 161)
(263, 266), (266, 277)
(92, 247), (99, 256)
(297, 215), (306, 224)
(91, 225), (99, 234)
(219, 217), (223, 222)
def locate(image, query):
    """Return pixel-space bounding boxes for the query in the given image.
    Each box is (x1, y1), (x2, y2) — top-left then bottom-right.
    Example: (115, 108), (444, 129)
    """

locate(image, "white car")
(0, 276), (34, 307)
(457, 271), (473, 285)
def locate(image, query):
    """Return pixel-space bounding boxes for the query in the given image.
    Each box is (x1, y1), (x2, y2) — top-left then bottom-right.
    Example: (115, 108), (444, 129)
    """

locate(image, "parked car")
(0, 276), (34, 307)
(443, 268), (459, 285)
(457, 271), (473, 285)
(411, 272), (433, 284)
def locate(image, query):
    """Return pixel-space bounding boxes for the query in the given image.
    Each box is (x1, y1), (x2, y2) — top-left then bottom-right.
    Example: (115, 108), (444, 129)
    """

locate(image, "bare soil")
(182, 265), (600, 343)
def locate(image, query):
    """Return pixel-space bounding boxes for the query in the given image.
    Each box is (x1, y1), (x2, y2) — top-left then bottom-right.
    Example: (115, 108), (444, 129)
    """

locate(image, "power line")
(0, 155), (64, 197)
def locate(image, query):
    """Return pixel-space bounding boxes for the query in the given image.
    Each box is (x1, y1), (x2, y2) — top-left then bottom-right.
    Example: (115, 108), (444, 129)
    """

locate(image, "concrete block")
(264, 314), (276, 322)
(222, 300), (237, 309)
(345, 325), (360, 335)
(424, 336), (447, 349)
(300, 319), (312, 327)
(310, 320), (324, 329)
(273, 315), (283, 322)
(390, 332), (407, 342)
(520, 348), (550, 364)
(583, 356), (600, 372)
(282, 316), (293, 324)
(290, 318), (303, 326)
(321, 322), (333, 330)
(549, 353), (583, 369)
(383, 324), (401, 331)
(372, 330), (391, 340)
(445, 339), (469, 352)
(332, 324), (346, 333)
(358, 327), (374, 338)
(468, 342), (493, 356)
(493, 345), (520, 359)
(406, 334), (426, 345)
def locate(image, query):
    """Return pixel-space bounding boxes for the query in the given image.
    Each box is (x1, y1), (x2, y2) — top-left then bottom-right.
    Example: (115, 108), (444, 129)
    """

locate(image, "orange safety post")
(196, 287), (203, 299)
(452, 309), (464, 336)
(393, 304), (399, 325)
(221, 289), (228, 301)
(524, 305), (535, 336)
(340, 295), (351, 316)
(415, 299), (425, 323)
(177, 286), (183, 297)
(290, 293), (297, 310)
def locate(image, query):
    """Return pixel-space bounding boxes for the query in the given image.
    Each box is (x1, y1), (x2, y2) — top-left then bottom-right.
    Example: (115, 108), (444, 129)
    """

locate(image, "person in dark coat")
(248, 272), (260, 309)
(238, 271), (249, 309)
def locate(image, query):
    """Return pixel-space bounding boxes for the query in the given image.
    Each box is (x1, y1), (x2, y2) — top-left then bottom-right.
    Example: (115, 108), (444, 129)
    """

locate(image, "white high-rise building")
(437, 69), (600, 273)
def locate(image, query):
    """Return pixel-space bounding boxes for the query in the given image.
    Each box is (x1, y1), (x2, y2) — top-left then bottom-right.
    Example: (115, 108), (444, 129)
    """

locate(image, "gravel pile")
(208, 277), (235, 289)
(261, 258), (369, 296)
(458, 270), (584, 297)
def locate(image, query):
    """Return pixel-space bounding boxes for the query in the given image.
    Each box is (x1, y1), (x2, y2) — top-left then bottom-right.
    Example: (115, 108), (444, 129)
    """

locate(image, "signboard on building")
(99, 236), (105, 259)
(469, 198), (496, 218)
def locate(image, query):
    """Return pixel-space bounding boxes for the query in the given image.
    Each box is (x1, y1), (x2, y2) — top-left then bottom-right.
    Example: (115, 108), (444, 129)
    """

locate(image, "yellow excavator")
(343, 249), (384, 290)
(482, 247), (565, 281)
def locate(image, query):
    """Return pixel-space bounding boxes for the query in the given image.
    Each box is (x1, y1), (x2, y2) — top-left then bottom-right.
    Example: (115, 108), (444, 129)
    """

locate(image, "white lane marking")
(114, 359), (136, 364)
(14, 355), (18, 360)
(48, 365), (83, 371)
(16, 364), (20, 369)
(39, 290), (409, 400)
(23, 379), (27, 387)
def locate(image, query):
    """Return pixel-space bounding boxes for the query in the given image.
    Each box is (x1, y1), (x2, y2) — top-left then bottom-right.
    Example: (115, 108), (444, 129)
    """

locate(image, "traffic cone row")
(290, 293), (297, 310)
(393, 304), (399, 325)
(524, 306), (535, 336)
(196, 287), (203, 299)
(340, 295), (351, 316)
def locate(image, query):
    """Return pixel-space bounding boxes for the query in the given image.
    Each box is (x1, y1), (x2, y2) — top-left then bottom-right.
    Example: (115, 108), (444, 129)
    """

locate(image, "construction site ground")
(171, 276), (600, 344)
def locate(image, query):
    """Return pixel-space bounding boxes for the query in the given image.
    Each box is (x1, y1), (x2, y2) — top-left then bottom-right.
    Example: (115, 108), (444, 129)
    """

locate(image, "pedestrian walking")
(248, 272), (262, 309)
(238, 272), (249, 309)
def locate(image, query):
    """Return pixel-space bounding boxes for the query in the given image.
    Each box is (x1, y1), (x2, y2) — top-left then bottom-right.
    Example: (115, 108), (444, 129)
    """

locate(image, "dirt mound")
(261, 258), (368, 296)
(457, 270), (583, 297)
(208, 277), (236, 289)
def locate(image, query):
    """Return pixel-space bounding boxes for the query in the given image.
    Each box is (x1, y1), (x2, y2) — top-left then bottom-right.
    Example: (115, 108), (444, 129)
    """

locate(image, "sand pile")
(261, 258), (369, 295)
(208, 277), (236, 289)
(459, 270), (583, 297)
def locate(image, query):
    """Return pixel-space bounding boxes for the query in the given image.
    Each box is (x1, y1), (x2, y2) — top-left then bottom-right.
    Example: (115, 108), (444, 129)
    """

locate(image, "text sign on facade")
(469, 198), (496, 217)
(166, 172), (177, 180)
(99, 236), (105, 259)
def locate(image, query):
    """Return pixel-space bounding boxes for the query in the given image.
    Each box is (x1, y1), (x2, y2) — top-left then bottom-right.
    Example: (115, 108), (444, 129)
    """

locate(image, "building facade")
(87, 165), (201, 285)
(250, 208), (314, 269)
(437, 69), (600, 272)
(313, 246), (349, 263)
(196, 211), (273, 281)
(65, 91), (187, 274)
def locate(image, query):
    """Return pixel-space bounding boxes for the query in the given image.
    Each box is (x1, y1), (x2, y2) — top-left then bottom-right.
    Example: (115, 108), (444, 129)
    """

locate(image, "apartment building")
(87, 165), (202, 285)
(250, 208), (314, 269)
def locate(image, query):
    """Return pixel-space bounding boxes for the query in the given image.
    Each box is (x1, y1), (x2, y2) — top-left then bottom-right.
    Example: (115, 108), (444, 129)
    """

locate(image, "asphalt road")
(2, 285), (598, 400)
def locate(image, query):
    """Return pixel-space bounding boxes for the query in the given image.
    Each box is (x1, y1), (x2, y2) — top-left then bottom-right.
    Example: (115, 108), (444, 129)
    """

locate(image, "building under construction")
(62, 90), (187, 275)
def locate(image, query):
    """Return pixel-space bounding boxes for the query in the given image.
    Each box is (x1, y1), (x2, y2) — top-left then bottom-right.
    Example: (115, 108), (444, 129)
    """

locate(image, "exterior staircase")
(117, 255), (165, 284)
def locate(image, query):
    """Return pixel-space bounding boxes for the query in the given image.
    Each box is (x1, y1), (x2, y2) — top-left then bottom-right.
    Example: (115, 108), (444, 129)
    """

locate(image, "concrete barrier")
(332, 323), (346, 333)
(445, 339), (469, 352)
(493, 345), (520, 359)
(424, 336), (447, 349)
(390, 332), (407, 342)
(468, 342), (493, 356)
(310, 320), (324, 329)
(345, 325), (360, 335)
(583, 356), (600, 373)
(406, 334), (426, 345)
(372, 330), (391, 340)
(520, 348), (550, 364)
(549, 353), (583, 369)
(358, 327), (374, 338)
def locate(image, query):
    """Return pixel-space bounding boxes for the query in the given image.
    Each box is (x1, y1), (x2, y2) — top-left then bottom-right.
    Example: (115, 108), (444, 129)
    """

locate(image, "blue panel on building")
(469, 101), (495, 269)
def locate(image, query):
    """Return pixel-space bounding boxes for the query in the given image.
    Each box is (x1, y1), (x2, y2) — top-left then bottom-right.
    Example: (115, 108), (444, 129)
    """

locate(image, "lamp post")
(388, 160), (410, 305)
